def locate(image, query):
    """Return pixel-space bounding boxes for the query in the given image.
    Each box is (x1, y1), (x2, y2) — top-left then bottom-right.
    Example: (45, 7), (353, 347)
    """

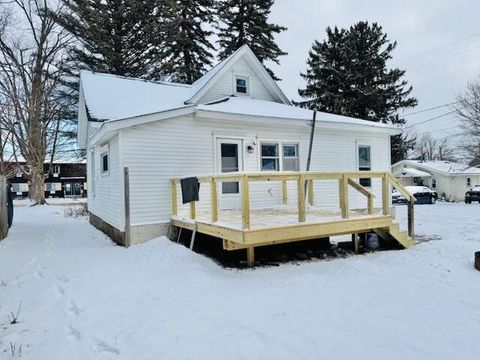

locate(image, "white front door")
(216, 138), (243, 209)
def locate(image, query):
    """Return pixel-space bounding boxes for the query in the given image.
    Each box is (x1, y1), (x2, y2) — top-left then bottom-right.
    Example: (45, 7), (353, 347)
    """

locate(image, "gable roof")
(394, 160), (480, 176)
(79, 45), (290, 123)
(187, 45), (291, 105)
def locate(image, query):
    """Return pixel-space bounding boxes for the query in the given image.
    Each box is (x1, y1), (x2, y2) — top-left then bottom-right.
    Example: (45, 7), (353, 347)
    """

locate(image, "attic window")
(235, 75), (249, 95)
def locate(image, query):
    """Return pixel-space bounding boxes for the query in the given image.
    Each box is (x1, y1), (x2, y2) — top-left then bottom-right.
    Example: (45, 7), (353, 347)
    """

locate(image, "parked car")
(391, 189), (403, 204)
(392, 186), (438, 205)
(465, 186), (480, 203)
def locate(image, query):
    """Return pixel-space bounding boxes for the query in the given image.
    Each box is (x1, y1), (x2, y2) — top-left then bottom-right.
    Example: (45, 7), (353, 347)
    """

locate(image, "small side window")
(101, 152), (109, 174)
(431, 178), (437, 189)
(467, 177), (471, 187)
(235, 75), (249, 95)
(358, 145), (371, 187)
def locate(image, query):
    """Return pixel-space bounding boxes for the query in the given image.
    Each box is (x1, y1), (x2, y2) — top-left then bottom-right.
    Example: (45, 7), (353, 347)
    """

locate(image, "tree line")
(7, 0), (472, 205)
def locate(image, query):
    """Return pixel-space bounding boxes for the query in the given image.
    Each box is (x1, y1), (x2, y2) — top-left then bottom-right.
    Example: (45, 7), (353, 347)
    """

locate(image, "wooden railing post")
(210, 178), (218, 222)
(308, 179), (314, 206)
(282, 179), (288, 205)
(382, 173), (390, 216)
(170, 180), (178, 216)
(340, 174), (349, 219)
(368, 194), (374, 215)
(297, 174), (306, 222)
(190, 201), (196, 220)
(408, 198), (415, 239)
(241, 175), (250, 229)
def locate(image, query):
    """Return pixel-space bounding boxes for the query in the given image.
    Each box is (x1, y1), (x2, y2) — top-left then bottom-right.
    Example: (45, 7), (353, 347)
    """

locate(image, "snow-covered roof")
(197, 97), (401, 132)
(396, 160), (480, 175)
(79, 45), (293, 125)
(80, 71), (194, 122)
(393, 167), (432, 178)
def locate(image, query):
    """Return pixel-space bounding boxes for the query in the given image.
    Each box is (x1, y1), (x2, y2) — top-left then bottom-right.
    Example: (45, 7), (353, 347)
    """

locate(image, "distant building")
(2, 160), (86, 198)
(392, 160), (480, 201)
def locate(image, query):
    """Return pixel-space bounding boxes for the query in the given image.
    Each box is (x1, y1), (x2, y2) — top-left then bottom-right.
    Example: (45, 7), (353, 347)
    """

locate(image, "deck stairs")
(374, 222), (415, 249)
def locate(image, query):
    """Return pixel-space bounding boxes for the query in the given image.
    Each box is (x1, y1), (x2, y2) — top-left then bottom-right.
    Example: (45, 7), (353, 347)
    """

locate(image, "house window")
(101, 152), (109, 174)
(235, 75), (249, 95)
(358, 145), (371, 187)
(261, 142), (300, 171)
(283, 144), (300, 171)
(45, 182), (61, 193)
(11, 183), (28, 193)
(261, 143), (279, 171)
(52, 165), (60, 175)
(431, 178), (437, 189)
(467, 177), (471, 187)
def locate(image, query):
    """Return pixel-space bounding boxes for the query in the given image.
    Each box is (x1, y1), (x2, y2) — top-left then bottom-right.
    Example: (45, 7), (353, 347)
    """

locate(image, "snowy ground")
(0, 203), (479, 359)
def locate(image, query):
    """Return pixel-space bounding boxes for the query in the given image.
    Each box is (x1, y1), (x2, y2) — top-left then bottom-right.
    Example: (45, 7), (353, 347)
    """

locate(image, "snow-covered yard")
(0, 203), (479, 359)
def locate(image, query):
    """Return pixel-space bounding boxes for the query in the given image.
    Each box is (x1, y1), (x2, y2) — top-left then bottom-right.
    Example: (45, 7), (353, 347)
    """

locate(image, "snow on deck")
(1, 203), (479, 359)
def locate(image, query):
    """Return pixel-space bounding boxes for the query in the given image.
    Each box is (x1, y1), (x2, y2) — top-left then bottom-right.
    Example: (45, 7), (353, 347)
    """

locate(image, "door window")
(221, 143), (240, 194)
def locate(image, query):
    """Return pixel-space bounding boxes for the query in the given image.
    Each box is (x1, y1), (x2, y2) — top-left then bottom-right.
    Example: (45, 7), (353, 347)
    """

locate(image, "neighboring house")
(3, 160), (87, 198)
(392, 160), (480, 201)
(77, 45), (402, 246)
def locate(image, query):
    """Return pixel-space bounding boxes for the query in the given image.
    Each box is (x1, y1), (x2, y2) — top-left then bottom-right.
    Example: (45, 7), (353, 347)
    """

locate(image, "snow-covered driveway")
(0, 203), (479, 359)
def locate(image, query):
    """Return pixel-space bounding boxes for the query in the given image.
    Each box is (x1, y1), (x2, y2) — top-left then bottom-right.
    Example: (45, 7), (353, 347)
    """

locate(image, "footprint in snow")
(56, 275), (70, 283)
(66, 325), (81, 341)
(68, 300), (83, 317)
(94, 339), (120, 355)
(54, 284), (65, 298)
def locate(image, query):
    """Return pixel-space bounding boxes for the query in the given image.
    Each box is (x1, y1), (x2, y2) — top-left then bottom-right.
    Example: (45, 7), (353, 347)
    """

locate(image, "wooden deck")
(170, 171), (416, 266)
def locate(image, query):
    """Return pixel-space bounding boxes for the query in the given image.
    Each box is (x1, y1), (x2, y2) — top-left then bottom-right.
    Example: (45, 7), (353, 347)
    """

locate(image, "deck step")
(373, 222), (415, 249)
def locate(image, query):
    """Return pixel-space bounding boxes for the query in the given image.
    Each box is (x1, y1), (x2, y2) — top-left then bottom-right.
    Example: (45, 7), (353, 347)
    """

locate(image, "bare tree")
(455, 76), (480, 165)
(0, 0), (72, 204)
(414, 133), (456, 161)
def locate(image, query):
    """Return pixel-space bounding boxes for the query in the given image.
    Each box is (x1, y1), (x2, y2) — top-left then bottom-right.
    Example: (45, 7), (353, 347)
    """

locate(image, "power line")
(405, 109), (460, 129)
(402, 99), (467, 117)
(406, 45), (480, 71)
(397, 32), (480, 64)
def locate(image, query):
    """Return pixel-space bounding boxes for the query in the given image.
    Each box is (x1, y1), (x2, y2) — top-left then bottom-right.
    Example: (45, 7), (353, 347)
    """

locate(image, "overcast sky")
(268, 0), (480, 139)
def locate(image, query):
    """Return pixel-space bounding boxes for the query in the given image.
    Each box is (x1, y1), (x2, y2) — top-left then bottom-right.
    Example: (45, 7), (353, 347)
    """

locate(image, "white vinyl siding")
(119, 115), (391, 227)
(88, 134), (122, 229)
(198, 57), (279, 104)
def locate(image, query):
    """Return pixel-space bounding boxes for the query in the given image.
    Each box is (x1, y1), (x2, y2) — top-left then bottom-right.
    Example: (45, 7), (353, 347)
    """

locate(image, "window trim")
(233, 73), (250, 96)
(52, 165), (60, 175)
(259, 140), (301, 172)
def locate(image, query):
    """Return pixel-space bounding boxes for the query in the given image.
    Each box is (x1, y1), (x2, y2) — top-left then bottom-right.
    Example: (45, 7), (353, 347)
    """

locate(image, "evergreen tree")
(216, 0), (286, 80)
(54, 0), (166, 79)
(162, 0), (216, 84)
(297, 21), (417, 163)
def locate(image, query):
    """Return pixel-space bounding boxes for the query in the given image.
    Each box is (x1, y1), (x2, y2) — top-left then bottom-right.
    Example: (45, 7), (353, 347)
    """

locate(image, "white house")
(77, 45), (402, 246)
(392, 159), (480, 201)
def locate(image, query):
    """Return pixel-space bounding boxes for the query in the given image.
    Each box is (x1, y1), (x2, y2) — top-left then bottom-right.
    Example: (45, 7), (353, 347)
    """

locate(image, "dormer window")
(235, 75), (249, 95)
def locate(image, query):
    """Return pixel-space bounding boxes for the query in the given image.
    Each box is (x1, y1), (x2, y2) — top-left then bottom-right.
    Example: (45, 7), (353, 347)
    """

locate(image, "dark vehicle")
(393, 186), (438, 205)
(465, 186), (480, 204)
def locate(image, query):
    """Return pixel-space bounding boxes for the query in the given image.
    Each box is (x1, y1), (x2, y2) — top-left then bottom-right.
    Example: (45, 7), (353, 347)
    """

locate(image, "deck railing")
(170, 171), (415, 238)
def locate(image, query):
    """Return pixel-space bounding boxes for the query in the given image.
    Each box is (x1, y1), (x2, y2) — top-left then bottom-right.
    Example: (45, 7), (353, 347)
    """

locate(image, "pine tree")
(297, 21), (417, 163)
(216, 0), (287, 80)
(54, 0), (166, 80)
(162, 0), (216, 84)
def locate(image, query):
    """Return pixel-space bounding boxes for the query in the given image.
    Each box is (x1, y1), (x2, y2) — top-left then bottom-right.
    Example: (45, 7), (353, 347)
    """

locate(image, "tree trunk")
(29, 164), (46, 205)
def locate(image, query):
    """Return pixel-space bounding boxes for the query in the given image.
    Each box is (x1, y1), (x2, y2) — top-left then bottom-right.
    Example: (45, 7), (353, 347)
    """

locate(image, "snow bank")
(0, 203), (479, 359)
